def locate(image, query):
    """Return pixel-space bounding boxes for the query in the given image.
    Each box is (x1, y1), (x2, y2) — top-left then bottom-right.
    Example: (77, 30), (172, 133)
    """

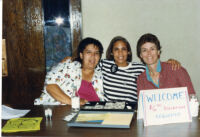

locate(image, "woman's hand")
(61, 56), (72, 63)
(80, 99), (88, 105)
(167, 59), (181, 70)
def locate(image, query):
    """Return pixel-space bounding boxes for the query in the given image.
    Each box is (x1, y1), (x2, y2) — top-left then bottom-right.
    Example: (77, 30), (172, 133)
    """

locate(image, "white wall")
(81, 0), (200, 98)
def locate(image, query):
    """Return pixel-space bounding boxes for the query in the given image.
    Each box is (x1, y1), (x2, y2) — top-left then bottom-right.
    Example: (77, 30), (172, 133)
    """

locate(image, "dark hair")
(106, 36), (132, 62)
(136, 33), (162, 60)
(74, 37), (103, 64)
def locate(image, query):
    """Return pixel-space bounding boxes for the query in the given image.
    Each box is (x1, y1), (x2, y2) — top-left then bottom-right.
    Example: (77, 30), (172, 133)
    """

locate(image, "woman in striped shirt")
(98, 36), (145, 102)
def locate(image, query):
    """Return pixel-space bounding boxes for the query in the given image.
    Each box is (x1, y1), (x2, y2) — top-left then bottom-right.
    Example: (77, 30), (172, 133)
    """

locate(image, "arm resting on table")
(46, 84), (71, 105)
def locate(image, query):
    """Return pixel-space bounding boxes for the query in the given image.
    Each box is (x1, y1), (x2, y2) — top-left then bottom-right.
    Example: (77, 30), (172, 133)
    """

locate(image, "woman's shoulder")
(129, 62), (146, 70)
(102, 59), (145, 68)
(160, 62), (175, 72)
(161, 61), (179, 68)
(101, 59), (115, 64)
(130, 62), (145, 66)
(94, 67), (103, 76)
(53, 59), (73, 68)
(51, 59), (81, 72)
(99, 59), (115, 69)
(61, 59), (81, 69)
(137, 70), (146, 80)
(161, 62), (187, 73)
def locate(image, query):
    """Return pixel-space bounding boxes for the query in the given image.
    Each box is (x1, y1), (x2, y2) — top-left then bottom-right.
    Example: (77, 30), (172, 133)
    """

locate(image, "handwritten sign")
(138, 87), (192, 126)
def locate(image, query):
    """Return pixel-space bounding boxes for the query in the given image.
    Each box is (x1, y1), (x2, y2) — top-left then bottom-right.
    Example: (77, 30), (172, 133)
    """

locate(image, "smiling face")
(112, 41), (130, 67)
(80, 44), (100, 70)
(140, 42), (160, 66)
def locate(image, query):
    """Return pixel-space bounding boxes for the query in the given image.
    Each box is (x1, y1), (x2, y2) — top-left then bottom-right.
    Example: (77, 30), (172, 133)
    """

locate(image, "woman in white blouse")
(34, 37), (105, 105)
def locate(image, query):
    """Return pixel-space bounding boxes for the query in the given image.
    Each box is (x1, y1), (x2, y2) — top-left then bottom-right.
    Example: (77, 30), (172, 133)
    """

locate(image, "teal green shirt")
(145, 60), (161, 88)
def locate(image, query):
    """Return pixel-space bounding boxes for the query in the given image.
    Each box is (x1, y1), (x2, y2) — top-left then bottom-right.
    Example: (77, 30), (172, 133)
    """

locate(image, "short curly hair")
(137, 33), (162, 60)
(74, 37), (104, 64)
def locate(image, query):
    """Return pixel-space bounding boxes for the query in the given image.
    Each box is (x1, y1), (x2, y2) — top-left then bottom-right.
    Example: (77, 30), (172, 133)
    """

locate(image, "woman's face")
(112, 41), (129, 67)
(140, 42), (160, 65)
(80, 44), (100, 70)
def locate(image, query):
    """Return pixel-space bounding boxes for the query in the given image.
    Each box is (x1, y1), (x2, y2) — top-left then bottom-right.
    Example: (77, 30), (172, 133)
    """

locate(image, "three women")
(35, 34), (191, 105)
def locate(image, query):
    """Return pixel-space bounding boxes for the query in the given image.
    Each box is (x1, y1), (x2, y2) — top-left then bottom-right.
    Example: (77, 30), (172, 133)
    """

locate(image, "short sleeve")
(44, 59), (71, 86)
(175, 67), (196, 95)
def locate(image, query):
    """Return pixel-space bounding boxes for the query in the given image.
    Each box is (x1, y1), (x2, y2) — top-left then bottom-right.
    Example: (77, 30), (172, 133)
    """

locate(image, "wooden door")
(3, 0), (45, 105)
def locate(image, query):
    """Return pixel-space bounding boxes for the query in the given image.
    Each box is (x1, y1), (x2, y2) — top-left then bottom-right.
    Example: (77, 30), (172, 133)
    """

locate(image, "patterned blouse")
(34, 59), (105, 105)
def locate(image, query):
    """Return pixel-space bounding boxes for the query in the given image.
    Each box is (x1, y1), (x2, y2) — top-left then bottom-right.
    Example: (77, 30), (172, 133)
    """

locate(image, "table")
(2, 105), (200, 137)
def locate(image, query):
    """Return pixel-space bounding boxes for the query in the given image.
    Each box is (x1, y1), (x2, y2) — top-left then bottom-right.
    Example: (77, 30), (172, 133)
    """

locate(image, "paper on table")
(76, 113), (106, 122)
(102, 113), (133, 125)
(2, 105), (30, 120)
(2, 117), (42, 133)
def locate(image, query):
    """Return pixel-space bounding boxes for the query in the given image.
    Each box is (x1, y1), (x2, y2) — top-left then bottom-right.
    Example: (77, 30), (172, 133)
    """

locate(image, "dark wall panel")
(3, 0), (45, 105)
(70, 0), (82, 58)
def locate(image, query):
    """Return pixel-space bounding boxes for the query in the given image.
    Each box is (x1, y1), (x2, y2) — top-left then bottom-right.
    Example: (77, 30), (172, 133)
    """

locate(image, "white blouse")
(34, 59), (105, 105)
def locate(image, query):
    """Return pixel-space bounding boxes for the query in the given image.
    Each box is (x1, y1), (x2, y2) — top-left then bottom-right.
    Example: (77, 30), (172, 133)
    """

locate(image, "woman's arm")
(46, 84), (88, 105)
(46, 84), (71, 105)
(137, 76), (143, 97)
(175, 67), (196, 95)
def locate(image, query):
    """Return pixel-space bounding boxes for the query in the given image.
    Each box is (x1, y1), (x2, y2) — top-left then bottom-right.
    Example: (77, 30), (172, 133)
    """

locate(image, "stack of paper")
(2, 105), (30, 120)
(76, 113), (133, 125)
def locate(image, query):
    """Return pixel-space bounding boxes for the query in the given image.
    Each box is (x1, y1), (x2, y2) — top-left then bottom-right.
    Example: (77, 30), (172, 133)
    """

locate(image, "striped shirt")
(98, 59), (145, 102)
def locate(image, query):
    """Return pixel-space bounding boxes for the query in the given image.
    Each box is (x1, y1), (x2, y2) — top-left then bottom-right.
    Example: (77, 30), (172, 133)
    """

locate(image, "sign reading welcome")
(139, 87), (192, 126)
